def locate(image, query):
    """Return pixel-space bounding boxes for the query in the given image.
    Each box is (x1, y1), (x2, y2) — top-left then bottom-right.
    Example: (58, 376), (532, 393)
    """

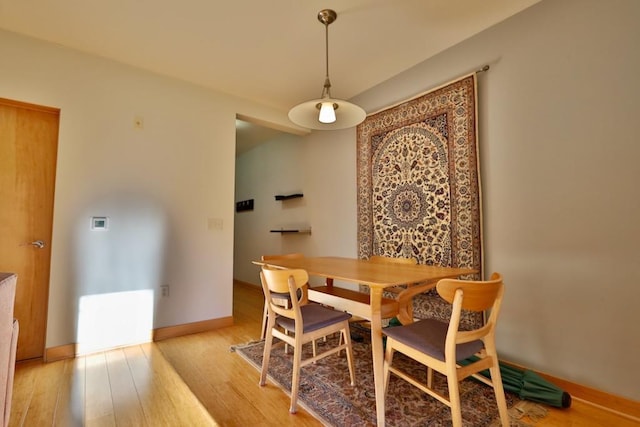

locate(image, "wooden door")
(0, 97), (59, 361)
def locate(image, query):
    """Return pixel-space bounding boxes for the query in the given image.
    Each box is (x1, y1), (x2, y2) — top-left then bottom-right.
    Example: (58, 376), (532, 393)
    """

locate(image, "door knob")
(30, 240), (45, 249)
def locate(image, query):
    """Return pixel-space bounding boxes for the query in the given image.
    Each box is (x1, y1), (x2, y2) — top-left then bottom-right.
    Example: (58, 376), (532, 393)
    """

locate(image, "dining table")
(253, 256), (476, 426)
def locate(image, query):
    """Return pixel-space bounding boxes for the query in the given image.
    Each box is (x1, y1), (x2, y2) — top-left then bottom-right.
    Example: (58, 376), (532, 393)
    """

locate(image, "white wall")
(0, 29), (293, 351)
(234, 127), (359, 288)
(235, 0), (640, 401)
(233, 134), (308, 283)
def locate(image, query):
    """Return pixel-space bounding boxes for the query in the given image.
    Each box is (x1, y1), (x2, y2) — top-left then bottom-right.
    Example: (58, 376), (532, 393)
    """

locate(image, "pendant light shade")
(288, 9), (366, 130)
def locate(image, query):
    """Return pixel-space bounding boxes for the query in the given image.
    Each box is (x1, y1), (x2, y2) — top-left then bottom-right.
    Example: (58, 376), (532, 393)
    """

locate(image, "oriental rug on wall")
(356, 74), (483, 328)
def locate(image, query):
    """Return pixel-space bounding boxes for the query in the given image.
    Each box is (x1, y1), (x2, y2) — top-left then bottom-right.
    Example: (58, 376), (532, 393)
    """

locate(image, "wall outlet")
(161, 285), (170, 298)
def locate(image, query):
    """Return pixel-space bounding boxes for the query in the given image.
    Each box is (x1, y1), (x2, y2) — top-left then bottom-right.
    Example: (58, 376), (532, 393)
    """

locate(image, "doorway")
(0, 97), (59, 361)
(233, 116), (306, 285)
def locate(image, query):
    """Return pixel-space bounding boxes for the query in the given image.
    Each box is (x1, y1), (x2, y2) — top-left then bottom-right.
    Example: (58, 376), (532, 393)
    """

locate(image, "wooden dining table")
(253, 256), (476, 426)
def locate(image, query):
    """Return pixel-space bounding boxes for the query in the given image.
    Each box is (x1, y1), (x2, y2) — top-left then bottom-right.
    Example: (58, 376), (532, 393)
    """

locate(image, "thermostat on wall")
(91, 216), (109, 230)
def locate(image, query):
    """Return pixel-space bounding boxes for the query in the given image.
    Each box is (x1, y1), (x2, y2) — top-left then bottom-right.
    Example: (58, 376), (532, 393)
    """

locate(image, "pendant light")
(288, 9), (366, 130)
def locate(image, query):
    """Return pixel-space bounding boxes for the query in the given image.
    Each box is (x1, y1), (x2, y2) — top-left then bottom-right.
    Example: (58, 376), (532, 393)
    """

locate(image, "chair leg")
(486, 353), (509, 427)
(260, 323), (274, 387)
(289, 338), (304, 413)
(283, 299), (292, 354)
(260, 302), (268, 340)
(446, 372), (463, 427)
(342, 325), (355, 386)
(383, 338), (394, 395)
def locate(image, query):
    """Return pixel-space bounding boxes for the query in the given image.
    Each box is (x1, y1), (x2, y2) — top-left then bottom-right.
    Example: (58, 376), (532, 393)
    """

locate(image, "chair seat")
(277, 304), (352, 334)
(384, 318), (483, 362)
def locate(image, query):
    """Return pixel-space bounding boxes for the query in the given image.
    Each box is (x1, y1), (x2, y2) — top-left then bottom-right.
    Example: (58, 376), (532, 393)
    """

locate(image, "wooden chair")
(259, 266), (355, 413)
(383, 273), (509, 427)
(259, 253), (304, 340)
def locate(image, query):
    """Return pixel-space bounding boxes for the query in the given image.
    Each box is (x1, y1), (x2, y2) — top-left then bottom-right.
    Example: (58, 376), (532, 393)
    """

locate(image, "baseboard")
(153, 316), (234, 341)
(45, 343), (76, 362)
(44, 316), (234, 361)
(503, 360), (640, 421)
(538, 371), (639, 421)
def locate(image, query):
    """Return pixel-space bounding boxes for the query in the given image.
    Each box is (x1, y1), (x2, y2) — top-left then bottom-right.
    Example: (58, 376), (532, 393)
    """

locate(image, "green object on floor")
(459, 355), (572, 408)
(387, 317), (402, 327)
(382, 317), (403, 350)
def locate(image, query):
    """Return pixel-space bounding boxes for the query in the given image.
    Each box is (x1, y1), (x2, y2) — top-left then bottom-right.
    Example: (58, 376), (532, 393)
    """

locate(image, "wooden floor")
(9, 281), (639, 426)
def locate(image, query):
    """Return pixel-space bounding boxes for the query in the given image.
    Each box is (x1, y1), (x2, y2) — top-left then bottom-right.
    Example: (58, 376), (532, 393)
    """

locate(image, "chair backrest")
(260, 267), (309, 321)
(436, 272), (504, 345)
(369, 255), (417, 265)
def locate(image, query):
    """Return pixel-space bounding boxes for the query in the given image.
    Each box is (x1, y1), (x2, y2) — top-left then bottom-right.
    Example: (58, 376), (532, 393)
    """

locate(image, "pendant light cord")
(322, 20), (332, 99)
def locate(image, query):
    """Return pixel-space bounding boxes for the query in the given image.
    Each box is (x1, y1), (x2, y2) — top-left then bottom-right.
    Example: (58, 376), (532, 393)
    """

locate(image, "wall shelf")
(274, 193), (303, 201)
(272, 192), (307, 234)
(270, 228), (312, 235)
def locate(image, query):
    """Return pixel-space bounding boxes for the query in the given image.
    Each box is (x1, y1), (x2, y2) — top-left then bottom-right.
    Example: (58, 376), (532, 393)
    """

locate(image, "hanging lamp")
(288, 9), (366, 130)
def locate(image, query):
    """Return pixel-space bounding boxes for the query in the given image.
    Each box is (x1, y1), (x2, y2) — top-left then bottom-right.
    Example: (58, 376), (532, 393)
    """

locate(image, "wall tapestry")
(356, 74), (483, 327)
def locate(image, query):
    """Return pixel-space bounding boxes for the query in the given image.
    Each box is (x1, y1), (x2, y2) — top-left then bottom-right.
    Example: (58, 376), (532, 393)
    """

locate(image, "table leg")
(369, 286), (385, 427)
(325, 277), (334, 290)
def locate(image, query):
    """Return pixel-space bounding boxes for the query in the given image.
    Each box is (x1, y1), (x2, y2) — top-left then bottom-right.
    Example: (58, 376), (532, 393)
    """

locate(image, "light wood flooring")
(9, 281), (639, 426)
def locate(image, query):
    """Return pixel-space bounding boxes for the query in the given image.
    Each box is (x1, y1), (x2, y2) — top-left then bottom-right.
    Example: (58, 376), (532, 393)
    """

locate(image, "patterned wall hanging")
(356, 74), (483, 327)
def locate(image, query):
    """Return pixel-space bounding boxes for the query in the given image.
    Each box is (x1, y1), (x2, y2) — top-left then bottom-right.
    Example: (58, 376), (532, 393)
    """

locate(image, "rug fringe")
(229, 339), (263, 352)
(489, 400), (548, 426)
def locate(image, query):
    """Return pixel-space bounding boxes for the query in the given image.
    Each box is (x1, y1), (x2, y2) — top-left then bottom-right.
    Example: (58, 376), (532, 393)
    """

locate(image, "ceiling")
(0, 0), (540, 154)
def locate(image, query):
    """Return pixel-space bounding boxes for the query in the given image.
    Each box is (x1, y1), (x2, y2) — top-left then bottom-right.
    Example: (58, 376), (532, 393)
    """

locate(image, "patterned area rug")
(233, 329), (542, 427)
(356, 74), (484, 329)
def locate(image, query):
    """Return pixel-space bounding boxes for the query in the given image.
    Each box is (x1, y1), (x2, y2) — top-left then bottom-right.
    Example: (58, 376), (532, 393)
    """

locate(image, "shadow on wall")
(69, 192), (171, 355)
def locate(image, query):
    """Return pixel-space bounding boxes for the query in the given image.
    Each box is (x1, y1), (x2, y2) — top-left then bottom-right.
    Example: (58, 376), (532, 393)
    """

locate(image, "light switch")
(208, 218), (223, 230)
(91, 217), (109, 230)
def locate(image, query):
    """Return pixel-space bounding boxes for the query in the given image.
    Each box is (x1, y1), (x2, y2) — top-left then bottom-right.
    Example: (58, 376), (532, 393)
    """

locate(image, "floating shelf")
(274, 193), (303, 201)
(270, 228), (312, 235)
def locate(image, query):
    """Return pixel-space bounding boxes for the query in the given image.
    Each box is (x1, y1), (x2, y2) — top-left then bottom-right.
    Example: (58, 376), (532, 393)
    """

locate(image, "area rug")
(356, 74), (483, 329)
(233, 329), (544, 427)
